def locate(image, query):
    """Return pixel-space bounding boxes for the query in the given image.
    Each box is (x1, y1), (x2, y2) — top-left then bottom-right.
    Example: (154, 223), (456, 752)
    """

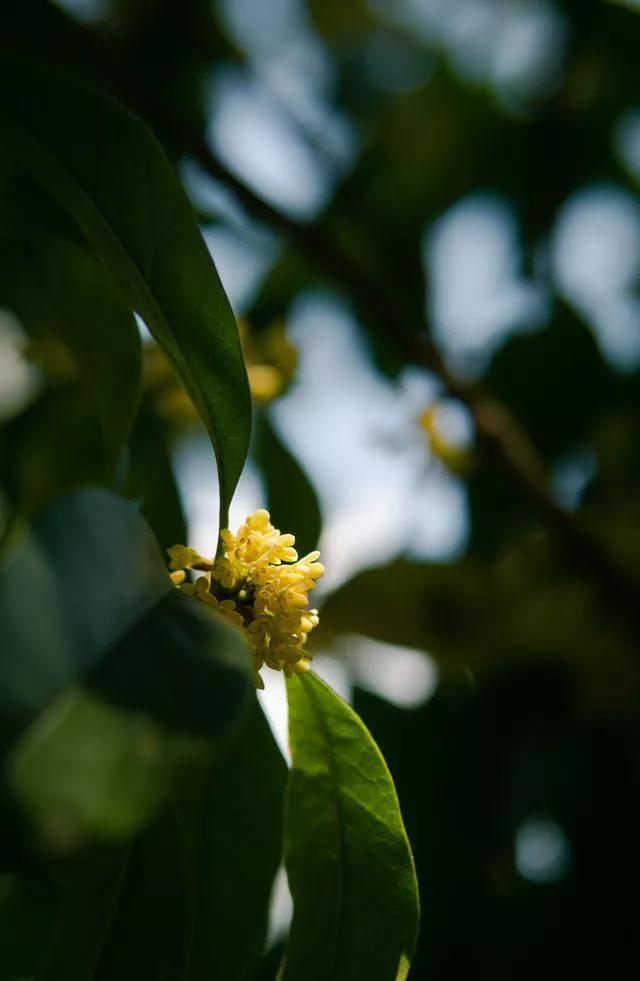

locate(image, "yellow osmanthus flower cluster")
(167, 510), (324, 689)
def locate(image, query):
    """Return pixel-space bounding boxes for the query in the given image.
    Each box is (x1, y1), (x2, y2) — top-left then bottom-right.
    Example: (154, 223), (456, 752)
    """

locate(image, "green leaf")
(90, 814), (193, 981)
(0, 386), (109, 522)
(7, 691), (170, 847)
(179, 702), (288, 981)
(317, 558), (474, 655)
(0, 488), (253, 847)
(317, 556), (638, 694)
(1, 704), (287, 981)
(0, 54), (251, 530)
(125, 398), (188, 552)
(0, 820), (186, 981)
(0, 232), (141, 471)
(253, 410), (322, 555)
(0, 873), (61, 979)
(33, 849), (132, 981)
(282, 672), (420, 981)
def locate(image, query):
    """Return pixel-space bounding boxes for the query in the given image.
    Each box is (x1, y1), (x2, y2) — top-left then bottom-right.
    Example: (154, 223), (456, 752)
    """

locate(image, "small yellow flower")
(181, 575), (245, 629)
(167, 510), (323, 689)
(166, 544), (212, 573)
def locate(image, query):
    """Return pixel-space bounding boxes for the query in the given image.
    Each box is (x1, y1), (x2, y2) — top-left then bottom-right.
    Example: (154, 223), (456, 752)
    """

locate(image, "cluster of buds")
(168, 510), (323, 689)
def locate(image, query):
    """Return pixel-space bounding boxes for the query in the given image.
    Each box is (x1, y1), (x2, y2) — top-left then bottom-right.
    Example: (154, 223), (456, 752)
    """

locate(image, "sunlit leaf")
(282, 671), (419, 981)
(0, 54), (250, 529)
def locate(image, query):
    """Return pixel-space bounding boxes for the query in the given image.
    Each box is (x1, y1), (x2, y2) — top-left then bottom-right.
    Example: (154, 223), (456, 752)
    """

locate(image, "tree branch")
(177, 135), (640, 635)
(48, 17), (640, 636)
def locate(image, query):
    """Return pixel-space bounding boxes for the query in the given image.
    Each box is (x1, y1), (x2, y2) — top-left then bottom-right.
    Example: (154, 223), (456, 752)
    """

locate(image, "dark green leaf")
(0, 386), (109, 523)
(253, 410), (322, 555)
(0, 819), (187, 981)
(3, 704), (286, 981)
(179, 701), (288, 981)
(124, 399), (187, 552)
(7, 692), (169, 846)
(0, 873), (60, 978)
(0, 487), (168, 729)
(317, 556), (638, 694)
(282, 671), (419, 981)
(484, 302), (614, 460)
(0, 860), (117, 981)
(92, 815), (192, 981)
(0, 488), (253, 846)
(0, 54), (250, 529)
(0, 233), (141, 471)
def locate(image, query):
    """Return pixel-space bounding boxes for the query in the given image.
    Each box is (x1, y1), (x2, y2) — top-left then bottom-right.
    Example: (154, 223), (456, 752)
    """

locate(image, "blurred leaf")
(318, 556), (639, 707)
(0, 488), (253, 846)
(90, 813), (193, 981)
(0, 488), (165, 729)
(179, 701), (288, 981)
(253, 411), (322, 555)
(0, 817), (188, 981)
(306, 0), (375, 41)
(89, 587), (252, 738)
(1, 704), (286, 980)
(485, 303), (614, 460)
(0, 872), (66, 979)
(33, 850), (135, 981)
(282, 671), (419, 981)
(0, 387), (109, 522)
(124, 398), (187, 552)
(0, 234), (141, 470)
(318, 558), (478, 654)
(0, 54), (250, 529)
(8, 691), (168, 847)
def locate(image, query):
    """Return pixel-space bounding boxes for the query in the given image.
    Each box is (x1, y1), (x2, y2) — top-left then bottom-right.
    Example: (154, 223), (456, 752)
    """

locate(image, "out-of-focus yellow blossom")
(143, 343), (199, 429)
(419, 404), (472, 475)
(144, 321), (297, 431)
(167, 509), (323, 689)
(166, 544), (212, 573)
(23, 336), (79, 381)
(246, 363), (283, 403)
(240, 321), (298, 404)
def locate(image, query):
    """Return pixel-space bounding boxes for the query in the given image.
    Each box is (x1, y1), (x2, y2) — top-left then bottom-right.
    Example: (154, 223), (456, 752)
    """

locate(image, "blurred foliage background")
(2, 0), (640, 977)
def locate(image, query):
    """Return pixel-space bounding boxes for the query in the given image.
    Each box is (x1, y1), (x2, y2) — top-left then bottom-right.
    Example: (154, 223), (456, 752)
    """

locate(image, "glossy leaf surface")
(0, 55), (250, 528)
